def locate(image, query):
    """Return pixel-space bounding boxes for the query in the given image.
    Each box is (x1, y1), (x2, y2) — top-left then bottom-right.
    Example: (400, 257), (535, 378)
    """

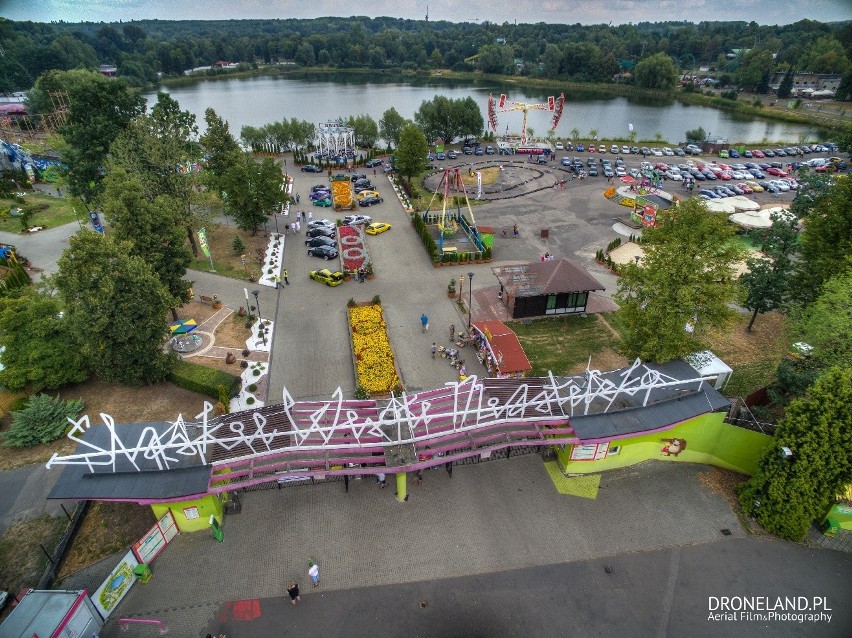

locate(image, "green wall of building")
(556, 412), (772, 476)
(151, 493), (224, 534)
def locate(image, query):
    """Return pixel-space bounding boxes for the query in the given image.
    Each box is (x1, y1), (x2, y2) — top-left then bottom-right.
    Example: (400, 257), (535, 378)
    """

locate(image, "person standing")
(287, 581), (301, 605)
(294, 220), (300, 233)
(420, 313), (429, 333)
(376, 472), (387, 488)
(431, 342), (437, 359)
(274, 274), (281, 289)
(307, 210), (313, 223)
(283, 269), (289, 285)
(308, 561), (320, 587)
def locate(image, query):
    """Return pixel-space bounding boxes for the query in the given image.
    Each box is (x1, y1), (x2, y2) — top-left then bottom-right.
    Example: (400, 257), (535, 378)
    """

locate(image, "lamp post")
(467, 271), (475, 330)
(252, 289), (267, 346)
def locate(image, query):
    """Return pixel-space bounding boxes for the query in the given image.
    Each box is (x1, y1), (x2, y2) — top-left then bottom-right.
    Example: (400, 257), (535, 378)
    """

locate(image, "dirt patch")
(705, 311), (789, 368)
(214, 312), (253, 349)
(0, 515), (67, 592)
(57, 502), (155, 579)
(173, 300), (217, 325)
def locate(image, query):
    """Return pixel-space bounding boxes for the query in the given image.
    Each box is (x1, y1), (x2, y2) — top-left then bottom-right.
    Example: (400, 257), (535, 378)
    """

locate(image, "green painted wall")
(151, 494), (224, 533)
(556, 412), (772, 476)
(823, 502), (852, 531)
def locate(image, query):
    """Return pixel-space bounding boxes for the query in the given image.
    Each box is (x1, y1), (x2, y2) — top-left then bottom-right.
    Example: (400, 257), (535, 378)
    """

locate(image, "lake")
(146, 73), (828, 144)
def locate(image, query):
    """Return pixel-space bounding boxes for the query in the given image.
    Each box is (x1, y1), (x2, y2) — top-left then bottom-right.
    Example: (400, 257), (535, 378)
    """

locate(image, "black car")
(311, 184), (329, 192)
(308, 245), (340, 260)
(354, 184), (375, 194)
(365, 159), (383, 168)
(306, 227), (336, 239)
(301, 165), (322, 173)
(588, 165), (599, 176)
(358, 196), (384, 207)
(305, 237), (337, 249)
(350, 173), (367, 182)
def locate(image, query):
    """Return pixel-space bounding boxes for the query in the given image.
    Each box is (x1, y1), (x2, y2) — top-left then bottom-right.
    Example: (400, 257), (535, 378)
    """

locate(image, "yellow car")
(309, 269), (345, 287)
(745, 180), (764, 192)
(365, 222), (392, 235)
(356, 190), (381, 201)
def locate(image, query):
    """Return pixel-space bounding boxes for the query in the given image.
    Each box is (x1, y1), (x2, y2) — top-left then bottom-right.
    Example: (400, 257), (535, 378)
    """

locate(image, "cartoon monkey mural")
(660, 438), (687, 457)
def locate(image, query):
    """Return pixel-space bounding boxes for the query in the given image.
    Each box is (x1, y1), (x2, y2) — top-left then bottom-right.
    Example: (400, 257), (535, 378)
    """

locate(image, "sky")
(2, 0), (851, 26)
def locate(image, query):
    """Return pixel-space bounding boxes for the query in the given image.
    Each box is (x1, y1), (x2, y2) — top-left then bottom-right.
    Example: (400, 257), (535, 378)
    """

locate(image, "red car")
(719, 172), (733, 180)
(751, 150), (765, 158)
(737, 182), (753, 193)
(766, 167), (788, 177)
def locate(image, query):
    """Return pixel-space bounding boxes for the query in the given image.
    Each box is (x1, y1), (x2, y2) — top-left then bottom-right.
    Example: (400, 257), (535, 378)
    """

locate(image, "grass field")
(0, 192), (81, 233)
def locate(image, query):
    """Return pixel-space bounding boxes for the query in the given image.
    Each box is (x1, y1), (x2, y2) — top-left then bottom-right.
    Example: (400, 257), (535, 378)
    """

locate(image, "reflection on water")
(147, 73), (828, 143)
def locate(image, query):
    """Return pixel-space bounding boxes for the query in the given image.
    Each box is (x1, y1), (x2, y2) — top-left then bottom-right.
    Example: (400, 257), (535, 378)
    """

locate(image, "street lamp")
(252, 289), (267, 346)
(467, 271), (475, 330)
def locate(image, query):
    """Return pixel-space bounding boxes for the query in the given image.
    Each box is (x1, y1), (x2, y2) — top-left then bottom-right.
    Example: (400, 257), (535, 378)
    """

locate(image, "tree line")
(2, 16), (850, 97)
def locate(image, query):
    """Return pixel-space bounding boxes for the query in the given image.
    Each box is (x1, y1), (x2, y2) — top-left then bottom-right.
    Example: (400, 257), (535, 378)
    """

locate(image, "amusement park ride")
(487, 92), (565, 145)
(423, 167), (480, 254)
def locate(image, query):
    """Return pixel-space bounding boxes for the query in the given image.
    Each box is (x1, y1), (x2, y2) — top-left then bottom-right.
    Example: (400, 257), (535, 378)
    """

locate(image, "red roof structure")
(472, 320), (532, 376)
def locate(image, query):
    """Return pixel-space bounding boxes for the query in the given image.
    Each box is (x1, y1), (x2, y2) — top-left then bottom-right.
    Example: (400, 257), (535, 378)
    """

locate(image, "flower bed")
(339, 225), (368, 272)
(349, 304), (399, 395)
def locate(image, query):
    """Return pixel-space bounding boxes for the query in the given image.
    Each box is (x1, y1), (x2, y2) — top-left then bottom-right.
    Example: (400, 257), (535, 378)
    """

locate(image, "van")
(496, 141), (514, 155)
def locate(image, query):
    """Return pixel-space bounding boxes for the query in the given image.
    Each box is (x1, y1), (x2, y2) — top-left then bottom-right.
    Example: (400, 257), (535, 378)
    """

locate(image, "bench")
(199, 295), (215, 305)
(442, 247), (458, 254)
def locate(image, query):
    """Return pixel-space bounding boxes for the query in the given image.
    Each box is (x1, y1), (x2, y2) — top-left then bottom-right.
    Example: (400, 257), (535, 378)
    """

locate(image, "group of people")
(501, 224), (520, 237)
(286, 561), (321, 605)
(540, 252), (555, 262)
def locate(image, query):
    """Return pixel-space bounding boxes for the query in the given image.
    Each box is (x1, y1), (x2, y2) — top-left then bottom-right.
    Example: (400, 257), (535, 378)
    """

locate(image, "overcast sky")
(3, 0), (851, 26)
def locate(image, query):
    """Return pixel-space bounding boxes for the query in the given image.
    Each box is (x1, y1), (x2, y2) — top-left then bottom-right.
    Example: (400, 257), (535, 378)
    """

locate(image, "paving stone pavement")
(99, 459), (745, 636)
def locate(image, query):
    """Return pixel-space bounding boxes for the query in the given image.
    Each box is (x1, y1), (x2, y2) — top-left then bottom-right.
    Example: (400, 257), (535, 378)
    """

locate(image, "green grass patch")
(0, 514), (68, 592)
(170, 360), (239, 400)
(511, 314), (621, 377)
(0, 193), (82, 233)
(723, 359), (781, 399)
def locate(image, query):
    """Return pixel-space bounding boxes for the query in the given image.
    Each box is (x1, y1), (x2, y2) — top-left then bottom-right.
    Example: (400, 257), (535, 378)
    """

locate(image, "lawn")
(510, 313), (628, 377)
(189, 221), (274, 281)
(0, 515), (68, 594)
(0, 192), (82, 233)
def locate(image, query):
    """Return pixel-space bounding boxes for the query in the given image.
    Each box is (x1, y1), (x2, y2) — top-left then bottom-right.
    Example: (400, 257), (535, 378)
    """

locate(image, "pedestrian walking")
(376, 472), (387, 488)
(294, 220), (300, 233)
(295, 194), (300, 204)
(502, 226), (508, 237)
(445, 460), (453, 477)
(283, 269), (289, 285)
(274, 274), (281, 289)
(308, 561), (320, 587)
(420, 313), (429, 333)
(343, 474), (349, 493)
(449, 323), (455, 342)
(431, 342), (437, 358)
(287, 581), (301, 604)
(307, 211), (313, 223)
(513, 224), (519, 237)
(285, 223), (290, 234)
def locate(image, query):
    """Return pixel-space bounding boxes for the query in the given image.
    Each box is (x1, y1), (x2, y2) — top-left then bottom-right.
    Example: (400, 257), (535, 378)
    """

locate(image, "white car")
(665, 169), (681, 180)
(615, 166), (627, 176)
(621, 145), (631, 154)
(769, 180), (790, 192)
(344, 214), (372, 226)
(555, 142), (564, 150)
(610, 144), (619, 153)
(662, 147), (674, 156)
(650, 148), (663, 156)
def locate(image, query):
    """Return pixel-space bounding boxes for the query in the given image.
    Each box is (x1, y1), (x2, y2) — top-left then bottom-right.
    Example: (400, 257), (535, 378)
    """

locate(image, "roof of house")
(48, 421), (211, 501)
(473, 320), (532, 374)
(494, 258), (605, 298)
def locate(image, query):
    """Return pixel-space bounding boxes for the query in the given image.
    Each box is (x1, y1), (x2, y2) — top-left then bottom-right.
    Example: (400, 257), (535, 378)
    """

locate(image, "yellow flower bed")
(349, 304), (399, 394)
(331, 180), (353, 209)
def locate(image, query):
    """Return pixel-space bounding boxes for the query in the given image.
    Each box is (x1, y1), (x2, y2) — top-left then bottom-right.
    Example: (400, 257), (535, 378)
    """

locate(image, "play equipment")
(422, 168), (484, 256)
(488, 93), (565, 145)
(315, 121), (356, 165)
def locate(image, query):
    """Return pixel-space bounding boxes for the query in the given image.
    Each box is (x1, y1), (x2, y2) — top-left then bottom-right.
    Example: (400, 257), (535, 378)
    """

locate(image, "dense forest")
(1, 16), (851, 97)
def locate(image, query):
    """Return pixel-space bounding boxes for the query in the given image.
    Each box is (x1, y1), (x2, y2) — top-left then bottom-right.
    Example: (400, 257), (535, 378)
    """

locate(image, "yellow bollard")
(395, 472), (408, 502)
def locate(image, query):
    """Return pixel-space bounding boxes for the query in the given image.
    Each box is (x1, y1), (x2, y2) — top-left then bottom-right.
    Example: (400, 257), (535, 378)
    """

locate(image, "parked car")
(305, 236), (336, 248)
(485, 146), (495, 155)
(365, 158), (383, 168)
(674, 148), (686, 156)
(475, 147), (484, 156)
(306, 226), (336, 239)
(301, 164), (323, 173)
(308, 245), (340, 260)
(610, 144), (619, 153)
(728, 149), (740, 158)
(555, 142), (564, 150)
(603, 167), (615, 178)
(365, 222), (392, 235)
(354, 184), (376, 194)
(312, 198), (333, 207)
(650, 148), (663, 156)
(621, 145), (631, 154)
(344, 214), (372, 225)
(751, 150), (765, 158)
(588, 165), (599, 176)
(699, 189), (719, 199)
(309, 190), (331, 200)
(309, 269), (345, 287)
(743, 150), (753, 158)
(736, 182), (753, 194)
(745, 180), (764, 192)
(436, 152), (446, 160)
(576, 144), (585, 152)
(662, 147), (674, 156)
(311, 184), (329, 192)
(766, 167), (788, 177)
(447, 150), (458, 159)
(561, 157), (571, 166)
(358, 196), (384, 207)
(356, 190), (381, 201)
(308, 218), (335, 229)
(462, 146), (473, 155)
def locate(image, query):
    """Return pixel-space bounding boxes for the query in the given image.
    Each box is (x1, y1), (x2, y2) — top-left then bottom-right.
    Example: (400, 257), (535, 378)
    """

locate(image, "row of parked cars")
(304, 215), (392, 260)
(720, 143), (836, 159)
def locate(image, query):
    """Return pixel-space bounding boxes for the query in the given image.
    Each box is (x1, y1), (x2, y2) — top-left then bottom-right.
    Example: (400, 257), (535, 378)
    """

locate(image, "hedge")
(170, 361), (240, 400)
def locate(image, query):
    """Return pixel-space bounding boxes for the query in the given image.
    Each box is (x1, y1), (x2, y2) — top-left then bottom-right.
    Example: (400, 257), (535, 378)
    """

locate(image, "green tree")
(221, 153), (284, 234)
(347, 114), (379, 148)
(792, 270), (852, 370)
(796, 37), (849, 75)
(0, 287), (88, 392)
(395, 124), (429, 182)
(3, 394), (85, 448)
(738, 366), (852, 541)
(740, 213), (798, 331)
(633, 52), (678, 91)
(100, 168), (193, 319)
(685, 127), (706, 144)
(55, 232), (175, 386)
(379, 107), (407, 149)
(734, 49), (775, 92)
(414, 95), (483, 144)
(200, 107), (241, 186)
(794, 175), (852, 302)
(614, 198), (744, 362)
(777, 67), (794, 98)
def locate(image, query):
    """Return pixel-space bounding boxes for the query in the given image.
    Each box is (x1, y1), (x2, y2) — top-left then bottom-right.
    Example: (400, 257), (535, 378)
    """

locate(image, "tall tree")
(615, 198), (744, 362)
(414, 95), (483, 144)
(200, 107), (241, 188)
(738, 366), (852, 541)
(395, 124), (429, 181)
(220, 153), (285, 234)
(347, 114), (379, 148)
(0, 287), (88, 392)
(777, 67), (794, 98)
(54, 232), (175, 386)
(100, 168), (193, 320)
(740, 213), (798, 331)
(379, 107), (407, 149)
(794, 175), (852, 303)
(633, 52), (678, 91)
(792, 270), (852, 371)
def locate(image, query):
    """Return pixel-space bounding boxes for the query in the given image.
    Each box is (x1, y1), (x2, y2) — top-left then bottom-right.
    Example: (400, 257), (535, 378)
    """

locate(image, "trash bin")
(133, 563), (152, 584)
(540, 229), (549, 238)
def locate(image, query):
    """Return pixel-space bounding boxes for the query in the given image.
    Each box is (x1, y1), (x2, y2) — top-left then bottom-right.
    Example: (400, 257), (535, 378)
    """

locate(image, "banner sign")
(197, 227), (210, 257)
(91, 550), (139, 619)
(132, 509), (178, 564)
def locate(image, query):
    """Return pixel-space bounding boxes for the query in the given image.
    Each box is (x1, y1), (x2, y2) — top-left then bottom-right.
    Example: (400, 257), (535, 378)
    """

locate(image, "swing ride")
(422, 167), (484, 256)
(487, 92), (565, 146)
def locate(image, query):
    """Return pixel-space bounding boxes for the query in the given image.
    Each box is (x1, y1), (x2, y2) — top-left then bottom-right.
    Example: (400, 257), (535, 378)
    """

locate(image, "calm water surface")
(146, 74), (827, 144)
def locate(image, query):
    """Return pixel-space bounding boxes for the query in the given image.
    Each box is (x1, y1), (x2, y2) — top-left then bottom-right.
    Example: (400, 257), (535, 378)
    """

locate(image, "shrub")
(246, 397), (255, 405)
(354, 384), (371, 399)
(217, 384), (230, 406)
(347, 298), (357, 307)
(232, 235), (246, 254)
(4, 394), (85, 447)
(170, 361), (240, 400)
(247, 383), (258, 392)
(371, 294), (381, 305)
